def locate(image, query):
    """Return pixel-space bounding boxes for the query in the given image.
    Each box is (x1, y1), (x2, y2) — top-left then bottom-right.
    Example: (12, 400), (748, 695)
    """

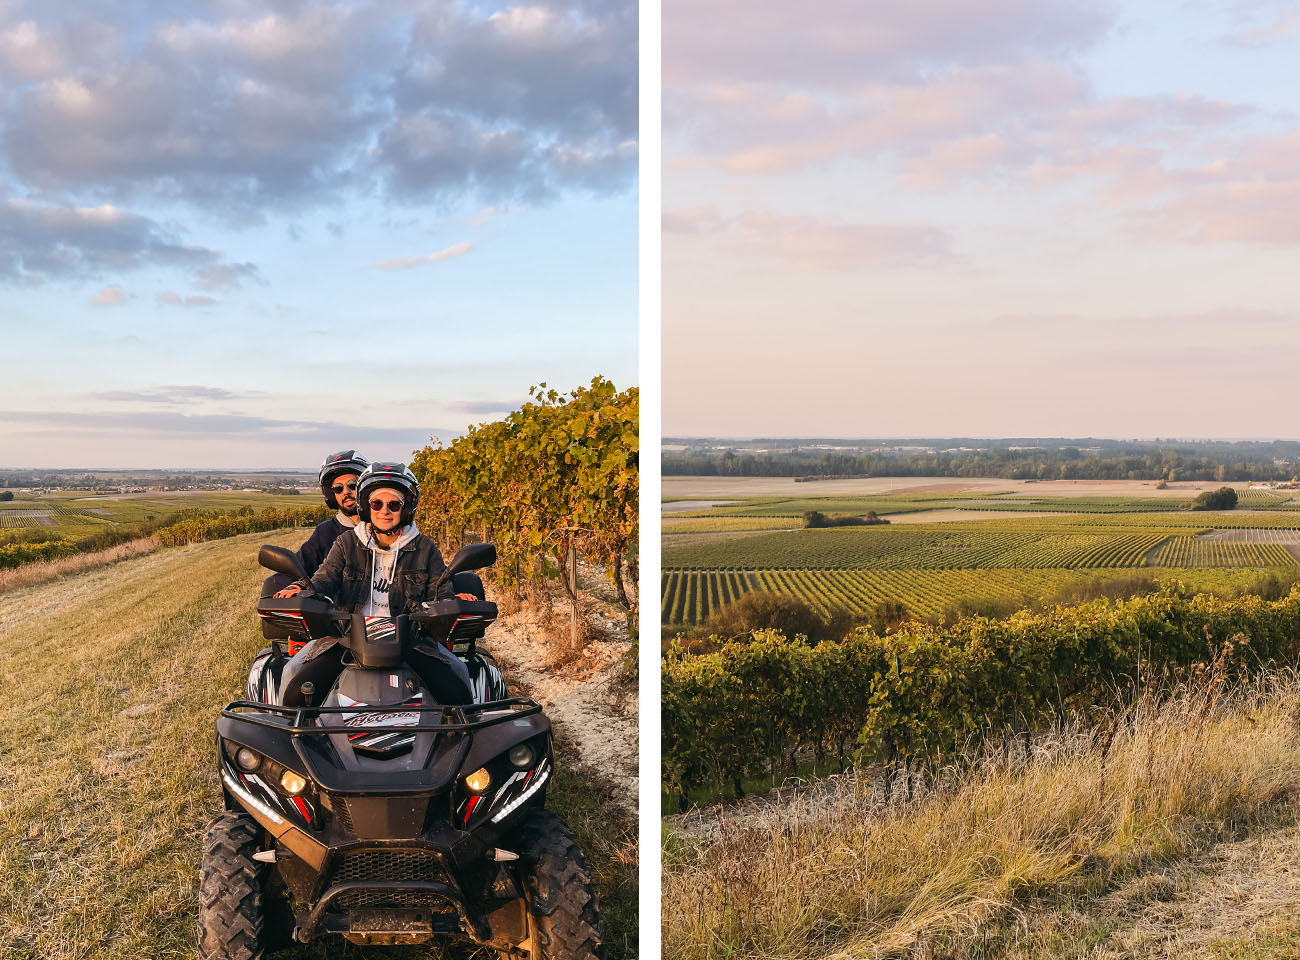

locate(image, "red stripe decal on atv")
(463, 795), (481, 824)
(292, 797), (310, 822)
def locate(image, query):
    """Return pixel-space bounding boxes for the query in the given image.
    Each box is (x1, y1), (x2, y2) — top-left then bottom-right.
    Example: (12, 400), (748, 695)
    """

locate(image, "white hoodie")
(353, 521), (421, 618)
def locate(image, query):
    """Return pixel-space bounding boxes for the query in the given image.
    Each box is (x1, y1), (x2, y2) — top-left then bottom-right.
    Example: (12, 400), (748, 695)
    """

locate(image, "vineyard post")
(570, 533), (578, 651)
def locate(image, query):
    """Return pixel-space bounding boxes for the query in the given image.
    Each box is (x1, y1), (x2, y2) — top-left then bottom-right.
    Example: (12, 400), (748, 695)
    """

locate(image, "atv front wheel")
(197, 813), (271, 960)
(505, 809), (603, 960)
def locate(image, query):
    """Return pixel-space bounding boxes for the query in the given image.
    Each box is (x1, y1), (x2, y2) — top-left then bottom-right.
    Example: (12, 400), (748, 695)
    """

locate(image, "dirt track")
(483, 568), (638, 816)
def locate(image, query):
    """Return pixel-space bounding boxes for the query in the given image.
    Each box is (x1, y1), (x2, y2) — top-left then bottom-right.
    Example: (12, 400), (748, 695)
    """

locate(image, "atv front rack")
(220, 697), (543, 795)
(221, 696), (541, 735)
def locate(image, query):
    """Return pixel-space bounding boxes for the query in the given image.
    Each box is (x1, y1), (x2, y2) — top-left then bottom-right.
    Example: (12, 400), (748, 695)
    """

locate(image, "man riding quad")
(260, 449), (370, 601)
(262, 462), (505, 705)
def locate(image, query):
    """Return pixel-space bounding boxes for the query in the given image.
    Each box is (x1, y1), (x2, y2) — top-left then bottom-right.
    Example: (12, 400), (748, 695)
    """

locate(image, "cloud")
(371, 242), (473, 270)
(158, 291), (218, 308)
(89, 385), (256, 404)
(662, 205), (725, 234)
(194, 261), (261, 290)
(1, 1), (637, 218)
(665, 0), (1110, 90)
(90, 285), (126, 307)
(672, 206), (953, 270)
(448, 399), (522, 415)
(0, 12), (119, 83)
(0, 407), (449, 445)
(672, 59), (1254, 188)
(0, 197), (217, 284)
(987, 308), (1300, 331)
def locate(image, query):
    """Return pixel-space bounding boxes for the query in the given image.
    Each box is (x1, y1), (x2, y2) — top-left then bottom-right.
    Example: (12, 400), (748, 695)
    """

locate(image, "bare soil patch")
(886, 481), (997, 494)
(484, 564), (637, 815)
(1000, 812), (1300, 959)
(662, 498), (742, 513)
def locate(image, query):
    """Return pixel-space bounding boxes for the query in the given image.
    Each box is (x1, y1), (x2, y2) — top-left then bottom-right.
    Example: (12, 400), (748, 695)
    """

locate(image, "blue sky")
(662, 0), (1300, 439)
(0, 0), (637, 468)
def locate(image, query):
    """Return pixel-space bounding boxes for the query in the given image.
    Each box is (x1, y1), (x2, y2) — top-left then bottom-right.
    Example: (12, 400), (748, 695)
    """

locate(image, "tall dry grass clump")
(662, 668), (1300, 960)
(0, 536), (158, 594)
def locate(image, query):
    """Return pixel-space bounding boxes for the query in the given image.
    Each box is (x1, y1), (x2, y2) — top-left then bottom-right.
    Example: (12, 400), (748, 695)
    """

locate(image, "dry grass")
(0, 536), (159, 594)
(662, 671), (1300, 960)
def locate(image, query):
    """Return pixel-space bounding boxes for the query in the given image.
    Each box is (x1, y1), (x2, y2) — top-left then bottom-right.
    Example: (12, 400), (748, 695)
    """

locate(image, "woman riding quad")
(260, 448), (369, 601)
(272, 461), (477, 705)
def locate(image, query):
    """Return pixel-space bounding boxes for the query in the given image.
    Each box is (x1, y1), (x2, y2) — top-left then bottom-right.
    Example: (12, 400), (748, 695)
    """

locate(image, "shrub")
(1192, 486), (1238, 510)
(662, 584), (1300, 798)
(682, 591), (853, 651)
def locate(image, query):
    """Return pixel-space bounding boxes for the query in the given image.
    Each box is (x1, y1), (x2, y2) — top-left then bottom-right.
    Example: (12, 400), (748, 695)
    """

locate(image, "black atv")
(198, 542), (602, 959)
(251, 561), (507, 707)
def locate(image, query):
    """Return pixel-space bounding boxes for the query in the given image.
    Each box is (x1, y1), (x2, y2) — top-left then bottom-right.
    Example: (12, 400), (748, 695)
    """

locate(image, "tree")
(1191, 486), (1238, 510)
(0, 491), (12, 501)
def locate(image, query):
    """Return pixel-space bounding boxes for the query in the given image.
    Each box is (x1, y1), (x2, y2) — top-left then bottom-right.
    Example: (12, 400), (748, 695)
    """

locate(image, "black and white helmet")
(356, 462), (420, 526)
(318, 449), (370, 509)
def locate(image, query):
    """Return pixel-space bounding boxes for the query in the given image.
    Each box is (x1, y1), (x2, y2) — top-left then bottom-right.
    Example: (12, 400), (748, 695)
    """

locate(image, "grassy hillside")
(663, 676), (1300, 960)
(0, 530), (634, 959)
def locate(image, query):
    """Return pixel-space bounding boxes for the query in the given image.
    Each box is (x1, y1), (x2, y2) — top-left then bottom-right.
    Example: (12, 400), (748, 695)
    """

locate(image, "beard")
(341, 500), (359, 517)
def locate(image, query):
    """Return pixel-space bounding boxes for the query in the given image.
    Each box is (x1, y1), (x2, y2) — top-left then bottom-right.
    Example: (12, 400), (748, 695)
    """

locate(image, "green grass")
(0, 530), (634, 959)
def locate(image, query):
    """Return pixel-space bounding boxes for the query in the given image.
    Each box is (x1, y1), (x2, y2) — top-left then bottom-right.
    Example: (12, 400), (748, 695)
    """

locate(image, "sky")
(0, 0), (637, 468)
(662, 0), (1300, 440)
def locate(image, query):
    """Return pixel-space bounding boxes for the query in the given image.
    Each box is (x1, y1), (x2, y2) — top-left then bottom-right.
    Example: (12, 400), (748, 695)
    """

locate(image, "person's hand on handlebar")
(456, 592), (477, 601)
(274, 584), (304, 599)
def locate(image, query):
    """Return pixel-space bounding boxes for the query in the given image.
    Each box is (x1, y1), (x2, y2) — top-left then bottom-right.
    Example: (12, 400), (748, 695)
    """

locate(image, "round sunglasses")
(331, 481), (358, 493)
(369, 498), (405, 513)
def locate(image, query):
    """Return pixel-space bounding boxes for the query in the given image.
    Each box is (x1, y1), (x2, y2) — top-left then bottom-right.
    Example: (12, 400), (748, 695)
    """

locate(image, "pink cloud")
(1150, 178), (1300, 244)
(683, 206), (953, 271)
(665, 0), (1110, 89)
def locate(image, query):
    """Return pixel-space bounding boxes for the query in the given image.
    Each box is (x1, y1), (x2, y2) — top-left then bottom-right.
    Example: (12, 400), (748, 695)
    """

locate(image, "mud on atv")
(198, 543), (602, 959)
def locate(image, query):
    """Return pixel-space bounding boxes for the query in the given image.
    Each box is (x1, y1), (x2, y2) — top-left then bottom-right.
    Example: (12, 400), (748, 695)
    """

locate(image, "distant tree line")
(664, 442), (1300, 482)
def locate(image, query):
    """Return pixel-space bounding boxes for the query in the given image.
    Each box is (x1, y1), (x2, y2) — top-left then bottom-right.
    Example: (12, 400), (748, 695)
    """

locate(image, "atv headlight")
(508, 743), (535, 769)
(235, 748), (262, 772)
(464, 767), (492, 794)
(280, 771), (307, 795)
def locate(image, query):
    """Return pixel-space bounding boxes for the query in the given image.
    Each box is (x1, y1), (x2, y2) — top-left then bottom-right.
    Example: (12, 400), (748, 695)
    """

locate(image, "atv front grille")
(323, 849), (456, 915)
(330, 888), (458, 912)
(330, 849), (444, 885)
(332, 802), (354, 834)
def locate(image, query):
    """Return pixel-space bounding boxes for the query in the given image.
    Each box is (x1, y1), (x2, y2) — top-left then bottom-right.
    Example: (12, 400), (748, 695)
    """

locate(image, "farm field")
(661, 481), (1300, 627)
(0, 491), (313, 545)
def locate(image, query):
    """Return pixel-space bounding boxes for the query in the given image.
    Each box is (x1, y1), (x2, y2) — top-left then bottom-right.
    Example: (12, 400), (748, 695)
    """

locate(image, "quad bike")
(251, 563), (507, 706)
(198, 542), (602, 958)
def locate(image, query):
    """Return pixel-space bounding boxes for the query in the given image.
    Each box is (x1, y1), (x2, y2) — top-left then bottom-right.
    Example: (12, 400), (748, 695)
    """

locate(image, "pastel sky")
(0, 0), (637, 468)
(663, 0), (1300, 439)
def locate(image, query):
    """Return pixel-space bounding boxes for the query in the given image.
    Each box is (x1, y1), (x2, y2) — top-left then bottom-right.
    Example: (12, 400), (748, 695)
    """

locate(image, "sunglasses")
(331, 481), (358, 493)
(369, 498), (405, 513)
